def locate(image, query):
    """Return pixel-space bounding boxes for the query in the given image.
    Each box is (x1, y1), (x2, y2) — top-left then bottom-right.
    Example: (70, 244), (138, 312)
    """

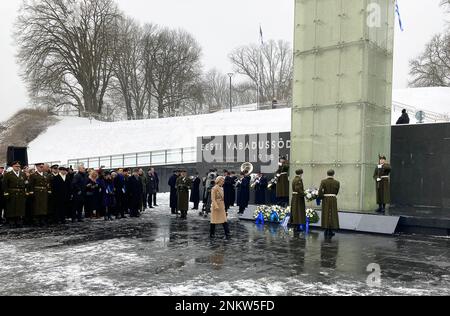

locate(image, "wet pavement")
(0, 194), (449, 296)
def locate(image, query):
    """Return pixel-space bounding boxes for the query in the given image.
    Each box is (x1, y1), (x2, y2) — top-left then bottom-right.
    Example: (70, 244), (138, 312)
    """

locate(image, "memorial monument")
(291, 0), (395, 212)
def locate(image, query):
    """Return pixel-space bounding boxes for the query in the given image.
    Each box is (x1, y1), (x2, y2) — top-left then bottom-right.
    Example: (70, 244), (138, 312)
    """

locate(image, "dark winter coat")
(237, 176), (251, 209)
(146, 174), (157, 194)
(190, 176), (201, 204)
(51, 174), (72, 219)
(168, 174), (178, 209)
(254, 176), (268, 205)
(104, 179), (116, 209)
(223, 176), (236, 209)
(85, 178), (100, 213)
(128, 176), (143, 210)
(72, 172), (88, 202)
(396, 113), (410, 125)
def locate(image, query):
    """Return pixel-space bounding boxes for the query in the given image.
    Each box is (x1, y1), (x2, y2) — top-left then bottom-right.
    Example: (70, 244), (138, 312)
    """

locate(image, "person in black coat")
(114, 169), (127, 219)
(146, 168), (159, 208)
(51, 166), (72, 224)
(190, 172), (201, 210)
(396, 109), (410, 125)
(237, 171), (251, 214)
(85, 171), (100, 219)
(223, 171), (235, 211)
(71, 165), (88, 222)
(151, 168), (160, 207)
(168, 170), (180, 214)
(127, 169), (143, 218)
(254, 173), (268, 205)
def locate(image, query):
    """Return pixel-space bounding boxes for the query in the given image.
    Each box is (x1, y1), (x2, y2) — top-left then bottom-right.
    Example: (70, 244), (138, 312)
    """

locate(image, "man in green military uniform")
(318, 170), (340, 238)
(374, 155), (391, 214)
(291, 169), (306, 233)
(28, 163), (51, 225)
(275, 157), (289, 207)
(176, 170), (192, 220)
(2, 161), (28, 228)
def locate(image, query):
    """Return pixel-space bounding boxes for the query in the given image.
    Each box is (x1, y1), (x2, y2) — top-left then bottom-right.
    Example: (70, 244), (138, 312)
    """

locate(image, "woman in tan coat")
(210, 176), (231, 240)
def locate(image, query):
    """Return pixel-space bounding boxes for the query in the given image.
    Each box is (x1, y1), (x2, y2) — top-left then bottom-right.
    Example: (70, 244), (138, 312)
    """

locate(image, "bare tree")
(203, 69), (229, 112)
(144, 28), (202, 118)
(15, 0), (122, 115)
(229, 39), (293, 104)
(110, 17), (151, 120)
(409, 33), (450, 87)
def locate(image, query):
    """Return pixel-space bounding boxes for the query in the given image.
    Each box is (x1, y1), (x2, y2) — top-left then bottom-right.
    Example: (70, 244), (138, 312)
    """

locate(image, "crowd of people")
(1, 154), (391, 240)
(0, 162), (160, 228)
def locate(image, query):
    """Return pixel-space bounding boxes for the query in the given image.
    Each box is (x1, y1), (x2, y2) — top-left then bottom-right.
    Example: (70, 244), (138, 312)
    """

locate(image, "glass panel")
(78, 159), (88, 168)
(151, 151), (166, 166)
(167, 149), (182, 164)
(100, 157), (111, 169)
(137, 153), (151, 167)
(111, 156), (123, 169)
(316, 0), (341, 48)
(123, 154), (136, 168)
(341, 0), (365, 43)
(89, 159), (100, 170)
(183, 148), (196, 163)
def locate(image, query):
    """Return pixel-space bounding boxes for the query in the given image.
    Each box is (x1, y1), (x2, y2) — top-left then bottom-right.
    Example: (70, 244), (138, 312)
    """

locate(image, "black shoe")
(77, 219), (84, 223)
(154, 204), (159, 207)
(210, 234), (215, 239)
(328, 230), (335, 237)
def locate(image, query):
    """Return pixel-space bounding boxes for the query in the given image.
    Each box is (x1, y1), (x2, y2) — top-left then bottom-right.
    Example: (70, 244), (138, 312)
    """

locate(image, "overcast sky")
(0, 0), (447, 121)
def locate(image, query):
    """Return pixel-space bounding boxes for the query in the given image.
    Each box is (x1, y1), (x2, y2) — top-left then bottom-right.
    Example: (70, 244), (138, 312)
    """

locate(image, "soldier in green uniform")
(275, 157), (289, 207)
(28, 163), (51, 225)
(374, 155), (391, 214)
(2, 161), (28, 228)
(176, 170), (192, 220)
(291, 169), (306, 232)
(318, 170), (340, 238)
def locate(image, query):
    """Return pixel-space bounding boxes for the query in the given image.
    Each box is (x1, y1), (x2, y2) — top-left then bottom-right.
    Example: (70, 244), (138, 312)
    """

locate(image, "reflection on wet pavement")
(0, 198), (449, 296)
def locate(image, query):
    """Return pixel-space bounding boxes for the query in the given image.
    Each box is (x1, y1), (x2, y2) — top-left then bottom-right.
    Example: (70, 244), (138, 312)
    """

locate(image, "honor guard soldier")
(275, 157), (289, 207)
(291, 169), (306, 232)
(2, 161), (28, 228)
(374, 155), (391, 214)
(176, 170), (192, 220)
(318, 170), (340, 238)
(28, 163), (51, 225)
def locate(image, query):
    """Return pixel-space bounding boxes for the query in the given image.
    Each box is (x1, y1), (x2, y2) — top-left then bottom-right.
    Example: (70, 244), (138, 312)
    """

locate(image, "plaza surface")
(0, 195), (449, 296)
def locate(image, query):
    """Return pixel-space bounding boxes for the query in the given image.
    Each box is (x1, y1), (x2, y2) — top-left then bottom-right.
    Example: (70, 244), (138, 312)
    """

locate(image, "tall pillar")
(291, 0), (394, 212)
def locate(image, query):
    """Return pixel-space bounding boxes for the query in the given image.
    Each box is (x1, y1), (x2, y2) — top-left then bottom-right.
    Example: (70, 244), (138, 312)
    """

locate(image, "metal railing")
(392, 101), (450, 123)
(67, 147), (197, 169)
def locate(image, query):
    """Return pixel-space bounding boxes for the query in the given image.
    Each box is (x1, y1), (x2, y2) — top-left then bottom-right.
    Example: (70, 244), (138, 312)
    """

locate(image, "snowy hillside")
(28, 88), (450, 164)
(28, 108), (291, 164)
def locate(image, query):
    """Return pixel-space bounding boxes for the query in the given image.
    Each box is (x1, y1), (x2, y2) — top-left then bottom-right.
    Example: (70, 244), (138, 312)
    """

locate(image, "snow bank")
(28, 108), (291, 164)
(28, 88), (450, 164)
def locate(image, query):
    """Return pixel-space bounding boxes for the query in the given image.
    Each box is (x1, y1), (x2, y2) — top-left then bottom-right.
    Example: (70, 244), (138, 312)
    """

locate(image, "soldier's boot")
(210, 224), (216, 239)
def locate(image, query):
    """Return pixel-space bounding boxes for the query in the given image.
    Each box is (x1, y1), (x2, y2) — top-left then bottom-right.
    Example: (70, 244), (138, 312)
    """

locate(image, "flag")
(395, 1), (404, 32)
(259, 25), (264, 45)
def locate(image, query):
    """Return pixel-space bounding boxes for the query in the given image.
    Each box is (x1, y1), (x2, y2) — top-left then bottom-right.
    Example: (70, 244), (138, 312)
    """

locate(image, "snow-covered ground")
(28, 88), (450, 164)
